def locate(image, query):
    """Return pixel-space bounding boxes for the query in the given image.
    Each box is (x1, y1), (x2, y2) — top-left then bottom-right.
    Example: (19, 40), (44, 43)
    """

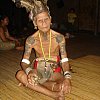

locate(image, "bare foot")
(18, 82), (23, 86)
(52, 83), (63, 92)
(55, 83), (65, 100)
(58, 96), (65, 100)
(18, 82), (29, 87)
(54, 96), (65, 100)
(52, 91), (64, 100)
(55, 92), (64, 100)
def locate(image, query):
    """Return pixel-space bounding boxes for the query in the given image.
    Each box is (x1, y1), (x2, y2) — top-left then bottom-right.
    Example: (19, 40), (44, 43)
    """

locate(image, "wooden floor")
(0, 50), (100, 100)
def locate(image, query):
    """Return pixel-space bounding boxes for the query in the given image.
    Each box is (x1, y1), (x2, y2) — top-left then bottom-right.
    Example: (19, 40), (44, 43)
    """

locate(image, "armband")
(64, 71), (71, 79)
(25, 67), (32, 75)
(61, 58), (68, 63)
(22, 59), (30, 64)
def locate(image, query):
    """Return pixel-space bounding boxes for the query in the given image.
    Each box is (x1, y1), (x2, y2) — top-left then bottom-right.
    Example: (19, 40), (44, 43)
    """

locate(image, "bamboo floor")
(0, 50), (100, 100)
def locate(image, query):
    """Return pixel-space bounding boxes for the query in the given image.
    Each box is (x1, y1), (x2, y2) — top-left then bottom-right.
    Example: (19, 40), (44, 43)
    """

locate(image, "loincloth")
(31, 56), (61, 84)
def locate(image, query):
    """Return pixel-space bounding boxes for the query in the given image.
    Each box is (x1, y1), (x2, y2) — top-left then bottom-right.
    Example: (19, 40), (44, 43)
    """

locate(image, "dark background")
(0, 0), (100, 36)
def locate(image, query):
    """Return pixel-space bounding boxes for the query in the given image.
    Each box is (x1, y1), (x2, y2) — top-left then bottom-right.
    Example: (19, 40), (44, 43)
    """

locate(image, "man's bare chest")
(33, 39), (59, 54)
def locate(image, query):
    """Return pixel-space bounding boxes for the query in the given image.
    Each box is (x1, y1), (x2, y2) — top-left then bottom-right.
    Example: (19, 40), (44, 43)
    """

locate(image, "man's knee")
(15, 70), (25, 80)
(15, 70), (28, 86)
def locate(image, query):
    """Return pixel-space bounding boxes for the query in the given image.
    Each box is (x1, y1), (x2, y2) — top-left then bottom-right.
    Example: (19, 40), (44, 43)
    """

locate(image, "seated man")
(0, 15), (23, 50)
(14, 0), (71, 99)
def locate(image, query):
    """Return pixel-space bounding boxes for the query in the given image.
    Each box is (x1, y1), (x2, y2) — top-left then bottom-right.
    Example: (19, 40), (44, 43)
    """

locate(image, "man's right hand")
(27, 70), (38, 85)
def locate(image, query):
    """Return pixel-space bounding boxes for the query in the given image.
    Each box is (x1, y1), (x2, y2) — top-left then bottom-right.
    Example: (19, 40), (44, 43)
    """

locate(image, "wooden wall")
(48, 0), (100, 33)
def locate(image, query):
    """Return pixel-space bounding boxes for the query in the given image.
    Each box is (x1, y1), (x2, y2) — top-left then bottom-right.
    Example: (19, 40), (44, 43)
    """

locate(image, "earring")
(33, 21), (37, 29)
(34, 25), (37, 29)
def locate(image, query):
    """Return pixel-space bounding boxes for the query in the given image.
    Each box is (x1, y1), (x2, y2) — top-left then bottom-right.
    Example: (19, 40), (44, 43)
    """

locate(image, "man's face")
(35, 12), (51, 33)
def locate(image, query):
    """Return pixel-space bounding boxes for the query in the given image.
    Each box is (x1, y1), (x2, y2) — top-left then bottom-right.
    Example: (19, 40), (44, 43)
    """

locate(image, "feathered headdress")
(12, 0), (49, 20)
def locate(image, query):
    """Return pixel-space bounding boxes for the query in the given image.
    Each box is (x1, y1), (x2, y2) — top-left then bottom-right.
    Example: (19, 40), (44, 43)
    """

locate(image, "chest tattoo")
(43, 33), (48, 40)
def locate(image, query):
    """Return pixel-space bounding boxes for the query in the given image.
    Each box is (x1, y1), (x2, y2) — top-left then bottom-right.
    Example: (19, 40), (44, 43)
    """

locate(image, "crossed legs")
(15, 70), (65, 100)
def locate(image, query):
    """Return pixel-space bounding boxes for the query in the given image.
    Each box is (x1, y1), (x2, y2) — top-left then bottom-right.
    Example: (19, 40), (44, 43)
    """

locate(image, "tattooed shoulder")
(56, 34), (64, 43)
(26, 35), (35, 45)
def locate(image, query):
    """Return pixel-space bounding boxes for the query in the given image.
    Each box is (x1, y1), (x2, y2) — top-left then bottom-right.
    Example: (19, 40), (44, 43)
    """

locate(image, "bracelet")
(22, 59), (30, 64)
(65, 75), (71, 79)
(25, 67), (32, 75)
(61, 58), (68, 63)
(64, 71), (70, 75)
(64, 71), (71, 79)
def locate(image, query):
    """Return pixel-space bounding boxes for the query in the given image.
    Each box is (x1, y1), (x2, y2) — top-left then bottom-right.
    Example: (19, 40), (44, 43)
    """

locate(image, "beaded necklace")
(38, 30), (51, 60)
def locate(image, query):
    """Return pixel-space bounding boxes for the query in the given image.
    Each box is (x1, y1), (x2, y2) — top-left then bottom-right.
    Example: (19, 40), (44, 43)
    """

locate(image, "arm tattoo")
(56, 34), (67, 56)
(24, 36), (35, 58)
(60, 43), (66, 55)
(56, 34), (63, 43)
(24, 43), (31, 57)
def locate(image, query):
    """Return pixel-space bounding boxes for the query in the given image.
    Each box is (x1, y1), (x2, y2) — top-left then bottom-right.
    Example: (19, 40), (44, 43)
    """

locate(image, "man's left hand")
(62, 78), (71, 94)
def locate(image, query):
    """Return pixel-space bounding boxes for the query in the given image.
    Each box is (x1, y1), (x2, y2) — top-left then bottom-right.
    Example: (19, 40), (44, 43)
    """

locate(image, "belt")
(36, 57), (61, 68)
(36, 57), (57, 62)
